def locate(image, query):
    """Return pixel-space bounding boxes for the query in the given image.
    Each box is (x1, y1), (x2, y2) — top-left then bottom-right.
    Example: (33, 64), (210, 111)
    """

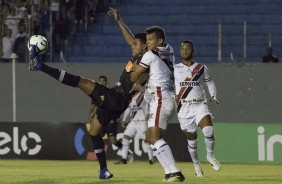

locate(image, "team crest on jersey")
(187, 72), (192, 79)
(125, 61), (133, 72)
(99, 95), (105, 106)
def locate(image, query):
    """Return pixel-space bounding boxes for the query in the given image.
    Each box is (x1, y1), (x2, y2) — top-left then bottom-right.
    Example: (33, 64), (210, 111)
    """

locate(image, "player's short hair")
(134, 33), (147, 44)
(98, 75), (107, 81)
(266, 47), (273, 52)
(146, 26), (165, 43)
(181, 40), (195, 52)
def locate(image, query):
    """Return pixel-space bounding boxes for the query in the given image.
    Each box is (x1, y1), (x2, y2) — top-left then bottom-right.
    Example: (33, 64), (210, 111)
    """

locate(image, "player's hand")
(107, 7), (120, 21)
(129, 83), (144, 93)
(209, 96), (220, 106)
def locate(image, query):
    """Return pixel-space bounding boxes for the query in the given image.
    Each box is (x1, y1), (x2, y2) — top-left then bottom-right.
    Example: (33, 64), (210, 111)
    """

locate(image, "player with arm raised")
(174, 40), (220, 177)
(28, 31), (148, 180)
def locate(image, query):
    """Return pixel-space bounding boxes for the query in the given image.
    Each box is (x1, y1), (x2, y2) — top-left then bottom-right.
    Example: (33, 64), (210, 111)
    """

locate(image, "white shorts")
(124, 121), (147, 139)
(178, 103), (213, 132)
(147, 94), (176, 130)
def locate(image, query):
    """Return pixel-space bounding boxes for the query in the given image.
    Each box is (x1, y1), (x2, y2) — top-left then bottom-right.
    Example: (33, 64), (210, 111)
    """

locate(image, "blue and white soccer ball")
(27, 35), (48, 55)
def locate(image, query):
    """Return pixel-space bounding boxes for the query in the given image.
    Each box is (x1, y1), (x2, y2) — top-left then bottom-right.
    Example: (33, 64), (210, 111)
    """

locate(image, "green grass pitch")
(0, 160), (281, 184)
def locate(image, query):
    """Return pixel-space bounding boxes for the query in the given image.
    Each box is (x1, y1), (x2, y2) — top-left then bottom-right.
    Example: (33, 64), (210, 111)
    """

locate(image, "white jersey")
(174, 62), (217, 118)
(122, 92), (148, 124)
(140, 44), (175, 97)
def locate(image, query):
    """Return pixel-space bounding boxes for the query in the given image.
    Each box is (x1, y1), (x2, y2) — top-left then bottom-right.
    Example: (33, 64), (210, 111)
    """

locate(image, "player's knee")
(122, 137), (130, 146)
(60, 71), (80, 87)
(186, 131), (197, 140)
(202, 126), (214, 139)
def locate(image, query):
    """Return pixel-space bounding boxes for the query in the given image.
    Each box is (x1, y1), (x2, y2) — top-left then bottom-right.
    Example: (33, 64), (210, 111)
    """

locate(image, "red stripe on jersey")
(155, 86), (162, 127)
(176, 63), (203, 103)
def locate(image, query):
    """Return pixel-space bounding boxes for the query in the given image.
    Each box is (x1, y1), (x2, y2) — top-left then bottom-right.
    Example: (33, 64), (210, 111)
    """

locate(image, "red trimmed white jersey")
(139, 44), (175, 97)
(122, 91), (148, 124)
(174, 62), (217, 118)
(139, 44), (176, 129)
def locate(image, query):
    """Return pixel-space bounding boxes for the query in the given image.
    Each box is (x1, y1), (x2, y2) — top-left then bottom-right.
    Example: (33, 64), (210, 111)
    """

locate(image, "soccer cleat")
(149, 159), (155, 165)
(114, 159), (127, 164)
(99, 167), (113, 179)
(162, 173), (171, 182)
(194, 162), (204, 177)
(29, 45), (42, 71)
(195, 168), (204, 177)
(127, 152), (134, 164)
(167, 171), (185, 182)
(207, 155), (221, 171)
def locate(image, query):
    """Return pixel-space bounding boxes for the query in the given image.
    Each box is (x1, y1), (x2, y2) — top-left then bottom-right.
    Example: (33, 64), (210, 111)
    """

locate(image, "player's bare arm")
(130, 65), (147, 83)
(130, 72), (148, 92)
(107, 7), (135, 47)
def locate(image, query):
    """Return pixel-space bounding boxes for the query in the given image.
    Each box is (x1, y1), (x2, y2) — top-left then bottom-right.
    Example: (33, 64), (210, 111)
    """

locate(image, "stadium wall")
(0, 63), (281, 124)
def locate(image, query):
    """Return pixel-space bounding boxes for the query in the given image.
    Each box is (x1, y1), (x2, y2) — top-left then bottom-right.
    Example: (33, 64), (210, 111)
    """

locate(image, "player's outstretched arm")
(107, 7), (135, 47)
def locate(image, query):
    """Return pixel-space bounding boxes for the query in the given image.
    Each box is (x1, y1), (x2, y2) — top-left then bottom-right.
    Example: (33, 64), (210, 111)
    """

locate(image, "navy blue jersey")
(113, 56), (142, 94)
(90, 56), (144, 127)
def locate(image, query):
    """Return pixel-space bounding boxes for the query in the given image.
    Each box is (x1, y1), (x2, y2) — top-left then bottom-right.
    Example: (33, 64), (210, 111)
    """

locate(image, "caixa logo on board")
(74, 128), (150, 156)
(74, 128), (86, 155)
(0, 127), (42, 155)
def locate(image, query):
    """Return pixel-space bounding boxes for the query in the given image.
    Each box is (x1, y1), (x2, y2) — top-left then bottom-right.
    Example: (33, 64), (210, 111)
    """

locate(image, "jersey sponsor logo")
(152, 50), (174, 72)
(179, 81), (200, 87)
(159, 52), (174, 57)
(115, 81), (121, 86)
(175, 65), (184, 68)
(181, 98), (204, 105)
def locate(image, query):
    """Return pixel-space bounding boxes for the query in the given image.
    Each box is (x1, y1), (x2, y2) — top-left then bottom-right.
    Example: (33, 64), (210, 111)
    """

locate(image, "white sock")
(187, 139), (199, 163)
(121, 137), (130, 160)
(202, 126), (215, 158)
(154, 139), (179, 173)
(151, 144), (171, 174)
(146, 143), (153, 160)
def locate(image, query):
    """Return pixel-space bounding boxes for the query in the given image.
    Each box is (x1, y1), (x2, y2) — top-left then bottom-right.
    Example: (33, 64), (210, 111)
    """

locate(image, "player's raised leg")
(29, 45), (95, 96)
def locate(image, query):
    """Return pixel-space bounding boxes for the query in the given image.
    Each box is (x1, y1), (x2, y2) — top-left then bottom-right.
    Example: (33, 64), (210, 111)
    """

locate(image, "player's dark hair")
(266, 47), (273, 52)
(181, 40), (195, 53)
(146, 26), (165, 43)
(99, 75), (107, 81)
(134, 33), (147, 44)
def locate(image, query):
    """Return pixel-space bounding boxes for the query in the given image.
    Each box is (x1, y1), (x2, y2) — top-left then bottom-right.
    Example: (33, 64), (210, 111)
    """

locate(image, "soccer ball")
(27, 35), (48, 55)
